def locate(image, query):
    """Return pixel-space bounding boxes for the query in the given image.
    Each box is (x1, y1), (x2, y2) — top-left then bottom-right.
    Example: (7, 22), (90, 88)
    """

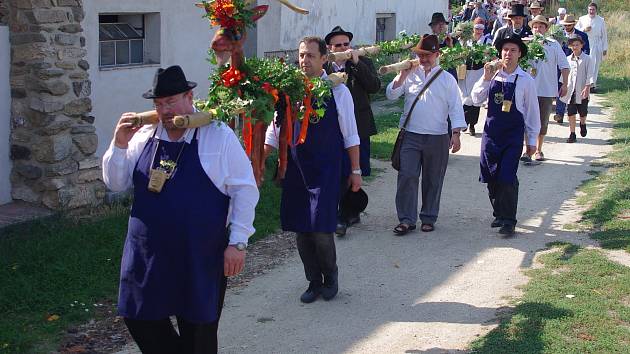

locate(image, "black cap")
(428, 12), (449, 26)
(495, 35), (528, 59)
(325, 26), (354, 44)
(142, 65), (197, 99)
(339, 188), (368, 218)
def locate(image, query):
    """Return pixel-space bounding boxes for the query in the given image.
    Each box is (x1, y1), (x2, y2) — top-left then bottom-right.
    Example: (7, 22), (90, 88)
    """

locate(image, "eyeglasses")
(154, 94), (185, 110)
(332, 42), (350, 48)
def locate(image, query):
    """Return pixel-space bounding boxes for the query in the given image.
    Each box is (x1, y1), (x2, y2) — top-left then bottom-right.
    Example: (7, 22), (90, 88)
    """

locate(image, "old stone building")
(0, 0), (448, 209)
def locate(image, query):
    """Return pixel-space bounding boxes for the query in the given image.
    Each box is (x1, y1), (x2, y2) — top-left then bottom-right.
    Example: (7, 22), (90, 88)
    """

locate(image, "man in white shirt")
(264, 37), (362, 304)
(386, 34), (466, 235)
(472, 36), (540, 235)
(102, 65), (259, 353)
(576, 2), (608, 92)
(523, 15), (569, 164)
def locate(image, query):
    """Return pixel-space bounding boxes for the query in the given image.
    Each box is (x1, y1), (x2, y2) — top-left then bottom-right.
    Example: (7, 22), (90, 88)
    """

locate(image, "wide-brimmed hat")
(142, 65), (197, 99)
(506, 4), (527, 18)
(428, 12), (449, 26)
(495, 35), (528, 59)
(529, 1), (543, 10)
(559, 14), (578, 25)
(567, 33), (585, 44)
(529, 14), (550, 28)
(339, 187), (368, 218)
(412, 34), (440, 55)
(325, 26), (353, 44)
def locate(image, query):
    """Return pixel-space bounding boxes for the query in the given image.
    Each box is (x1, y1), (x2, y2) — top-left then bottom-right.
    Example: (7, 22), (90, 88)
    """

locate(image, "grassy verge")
(0, 162), (281, 353)
(371, 111), (402, 159)
(470, 243), (630, 353)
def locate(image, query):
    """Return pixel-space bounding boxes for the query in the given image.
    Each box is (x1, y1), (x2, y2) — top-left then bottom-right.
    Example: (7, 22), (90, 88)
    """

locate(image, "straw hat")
(529, 1), (543, 10)
(529, 14), (550, 28)
(559, 14), (578, 25)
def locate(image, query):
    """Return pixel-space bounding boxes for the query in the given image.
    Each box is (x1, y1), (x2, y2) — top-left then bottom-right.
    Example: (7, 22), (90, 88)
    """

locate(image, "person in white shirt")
(264, 37), (362, 304)
(472, 36), (541, 236)
(560, 34), (595, 143)
(386, 34), (466, 235)
(550, 7), (567, 25)
(523, 15), (569, 164)
(576, 2), (608, 92)
(102, 65), (259, 352)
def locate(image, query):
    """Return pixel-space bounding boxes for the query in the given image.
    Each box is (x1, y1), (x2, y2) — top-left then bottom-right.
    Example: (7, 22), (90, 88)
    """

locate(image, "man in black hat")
(472, 36), (540, 235)
(323, 26), (381, 236)
(103, 65), (259, 353)
(493, 3), (532, 44)
(429, 12), (459, 51)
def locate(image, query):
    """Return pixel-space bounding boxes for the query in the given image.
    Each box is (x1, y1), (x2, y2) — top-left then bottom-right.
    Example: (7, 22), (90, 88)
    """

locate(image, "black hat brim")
(325, 29), (353, 44)
(340, 188), (368, 216)
(495, 37), (528, 59)
(142, 81), (197, 99)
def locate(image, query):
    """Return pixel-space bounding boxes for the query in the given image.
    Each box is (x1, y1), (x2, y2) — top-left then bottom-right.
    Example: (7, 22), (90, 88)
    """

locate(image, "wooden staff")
(173, 111), (217, 128)
(326, 72), (348, 87)
(327, 45), (381, 62)
(378, 58), (420, 75)
(129, 110), (159, 127)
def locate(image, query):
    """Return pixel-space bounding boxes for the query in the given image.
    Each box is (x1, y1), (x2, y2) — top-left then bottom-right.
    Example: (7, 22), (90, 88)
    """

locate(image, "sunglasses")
(332, 42), (350, 48)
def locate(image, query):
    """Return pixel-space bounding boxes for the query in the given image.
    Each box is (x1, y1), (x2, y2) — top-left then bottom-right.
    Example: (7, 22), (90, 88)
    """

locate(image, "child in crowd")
(560, 34), (594, 143)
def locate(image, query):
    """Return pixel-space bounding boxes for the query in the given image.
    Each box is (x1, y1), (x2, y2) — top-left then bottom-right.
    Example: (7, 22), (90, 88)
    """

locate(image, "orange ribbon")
(242, 113), (252, 156)
(297, 94), (313, 145)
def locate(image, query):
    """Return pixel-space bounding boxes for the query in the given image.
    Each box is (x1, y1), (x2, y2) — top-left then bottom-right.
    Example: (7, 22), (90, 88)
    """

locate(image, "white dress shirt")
(265, 71), (360, 149)
(102, 121), (259, 245)
(471, 67), (541, 146)
(530, 38), (570, 97)
(386, 65), (467, 135)
(560, 52), (595, 104)
(576, 15), (608, 52)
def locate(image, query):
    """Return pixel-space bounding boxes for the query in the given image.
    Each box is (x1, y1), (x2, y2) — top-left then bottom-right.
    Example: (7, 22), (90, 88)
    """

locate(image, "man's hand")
(348, 173), (362, 192)
(450, 133), (461, 153)
(348, 49), (360, 65)
(581, 86), (590, 99)
(445, 34), (454, 48)
(114, 113), (142, 149)
(224, 246), (246, 277)
(559, 83), (568, 98)
(603, 50), (607, 57)
(526, 145), (536, 156)
(483, 61), (499, 81)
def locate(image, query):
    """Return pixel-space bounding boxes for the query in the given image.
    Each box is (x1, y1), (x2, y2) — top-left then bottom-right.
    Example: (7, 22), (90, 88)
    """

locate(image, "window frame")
(98, 17), (146, 69)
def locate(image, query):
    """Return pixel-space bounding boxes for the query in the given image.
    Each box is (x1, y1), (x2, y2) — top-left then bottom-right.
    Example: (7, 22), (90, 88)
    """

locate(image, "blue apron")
(118, 128), (230, 324)
(280, 94), (343, 233)
(480, 75), (524, 184)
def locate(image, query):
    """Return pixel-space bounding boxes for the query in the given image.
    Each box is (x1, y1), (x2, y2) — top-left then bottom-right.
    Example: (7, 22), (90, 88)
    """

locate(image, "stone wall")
(7, 0), (104, 209)
(0, 0), (8, 26)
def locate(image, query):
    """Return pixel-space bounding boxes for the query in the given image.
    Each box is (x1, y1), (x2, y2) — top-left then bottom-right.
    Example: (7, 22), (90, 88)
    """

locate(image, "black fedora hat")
(428, 12), (449, 26)
(339, 187), (368, 219)
(142, 65), (197, 99)
(506, 4), (527, 18)
(325, 26), (353, 44)
(495, 35), (528, 59)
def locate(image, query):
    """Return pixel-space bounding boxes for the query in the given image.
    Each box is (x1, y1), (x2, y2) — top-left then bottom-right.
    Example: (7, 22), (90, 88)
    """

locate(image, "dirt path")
(116, 95), (614, 353)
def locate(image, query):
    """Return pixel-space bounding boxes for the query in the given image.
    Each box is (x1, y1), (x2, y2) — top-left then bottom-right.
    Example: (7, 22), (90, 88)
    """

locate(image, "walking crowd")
(101, 1), (608, 352)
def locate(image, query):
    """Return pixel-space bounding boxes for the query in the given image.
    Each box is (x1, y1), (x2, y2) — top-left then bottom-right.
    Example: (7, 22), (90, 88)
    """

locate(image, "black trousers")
(487, 179), (519, 226)
(124, 277), (228, 354)
(464, 105), (481, 127)
(296, 232), (337, 284)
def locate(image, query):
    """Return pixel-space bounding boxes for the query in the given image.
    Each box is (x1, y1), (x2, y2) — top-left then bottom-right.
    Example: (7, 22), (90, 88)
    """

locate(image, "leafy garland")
(198, 0), (259, 35)
(454, 21), (474, 44)
(522, 34), (547, 70)
(440, 44), (498, 70)
(377, 31), (421, 56)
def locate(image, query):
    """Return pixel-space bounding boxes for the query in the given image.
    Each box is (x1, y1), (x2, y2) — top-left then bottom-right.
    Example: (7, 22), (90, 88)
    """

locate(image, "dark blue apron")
(480, 75), (524, 184)
(280, 94), (343, 233)
(118, 128), (230, 324)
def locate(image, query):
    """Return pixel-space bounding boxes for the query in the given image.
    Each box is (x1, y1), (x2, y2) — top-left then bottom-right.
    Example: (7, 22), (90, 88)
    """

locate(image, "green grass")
(470, 244), (630, 353)
(371, 111), (402, 160)
(0, 162), (281, 353)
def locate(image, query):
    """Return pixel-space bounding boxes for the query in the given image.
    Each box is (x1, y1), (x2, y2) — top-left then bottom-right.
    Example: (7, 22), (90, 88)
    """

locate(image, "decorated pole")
(378, 59), (420, 75)
(326, 46), (381, 62)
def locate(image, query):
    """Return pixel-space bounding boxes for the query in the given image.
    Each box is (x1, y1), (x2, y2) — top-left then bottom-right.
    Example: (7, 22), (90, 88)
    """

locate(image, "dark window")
(99, 15), (145, 68)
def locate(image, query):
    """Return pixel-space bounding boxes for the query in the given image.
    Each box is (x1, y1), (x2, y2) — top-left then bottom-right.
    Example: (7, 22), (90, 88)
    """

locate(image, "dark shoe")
(553, 114), (564, 124)
(321, 270), (338, 301)
(590, 87), (597, 93)
(580, 124), (587, 137)
(421, 223), (435, 232)
(567, 132), (577, 143)
(346, 215), (361, 226)
(335, 222), (347, 236)
(520, 153), (532, 162)
(491, 218), (503, 228)
(300, 282), (321, 303)
(499, 224), (515, 236)
(469, 125), (476, 136)
(393, 223), (416, 236)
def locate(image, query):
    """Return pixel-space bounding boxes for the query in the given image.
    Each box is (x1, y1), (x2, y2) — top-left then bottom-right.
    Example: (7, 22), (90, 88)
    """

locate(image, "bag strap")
(401, 68), (444, 130)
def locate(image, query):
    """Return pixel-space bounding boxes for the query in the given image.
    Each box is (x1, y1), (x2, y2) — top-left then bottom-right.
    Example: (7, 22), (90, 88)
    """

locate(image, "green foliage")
(521, 34), (547, 70)
(454, 21), (474, 43)
(440, 44), (498, 70)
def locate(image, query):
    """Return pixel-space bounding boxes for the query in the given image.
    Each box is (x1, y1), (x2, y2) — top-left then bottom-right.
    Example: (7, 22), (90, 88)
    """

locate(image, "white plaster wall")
(84, 0), (216, 156)
(256, 0), (450, 56)
(0, 26), (12, 204)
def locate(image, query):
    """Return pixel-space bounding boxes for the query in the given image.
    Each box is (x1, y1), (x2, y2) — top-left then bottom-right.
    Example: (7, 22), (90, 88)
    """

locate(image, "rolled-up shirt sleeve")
(333, 84), (360, 148)
(264, 115), (279, 149)
(472, 77), (491, 105)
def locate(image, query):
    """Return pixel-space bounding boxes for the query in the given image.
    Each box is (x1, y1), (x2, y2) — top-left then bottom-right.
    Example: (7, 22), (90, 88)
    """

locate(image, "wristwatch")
(351, 169), (362, 175)
(232, 242), (247, 251)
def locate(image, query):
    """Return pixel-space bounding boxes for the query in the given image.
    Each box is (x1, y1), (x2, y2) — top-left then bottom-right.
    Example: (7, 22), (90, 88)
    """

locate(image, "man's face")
(328, 35), (351, 54)
(418, 52), (439, 70)
(431, 22), (448, 35)
(501, 42), (521, 66)
(569, 40), (584, 54)
(299, 41), (326, 78)
(530, 8), (542, 16)
(563, 23), (575, 33)
(532, 22), (548, 35)
(588, 5), (597, 16)
(154, 91), (193, 130)
(510, 15), (524, 29)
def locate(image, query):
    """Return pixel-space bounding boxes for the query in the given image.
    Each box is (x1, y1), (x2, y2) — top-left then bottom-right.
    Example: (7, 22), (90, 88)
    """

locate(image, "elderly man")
(323, 26), (381, 236)
(528, 1), (543, 19)
(265, 37), (361, 303)
(386, 34), (466, 235)
(102, 65), (259, 353)
(494, 4), (533, 44)
(550, 7), (567, 24)
(521, 15), (569, 164)
(472, 36), (540, 235)
(577, 2), (608, 93)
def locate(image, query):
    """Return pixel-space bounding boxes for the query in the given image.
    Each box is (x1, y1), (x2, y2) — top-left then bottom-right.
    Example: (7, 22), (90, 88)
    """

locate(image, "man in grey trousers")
(386, 34), (466, 235)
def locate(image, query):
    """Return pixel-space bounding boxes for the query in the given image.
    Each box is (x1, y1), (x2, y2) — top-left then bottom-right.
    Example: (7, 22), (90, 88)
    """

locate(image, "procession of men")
(101, 1), (608, 352)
